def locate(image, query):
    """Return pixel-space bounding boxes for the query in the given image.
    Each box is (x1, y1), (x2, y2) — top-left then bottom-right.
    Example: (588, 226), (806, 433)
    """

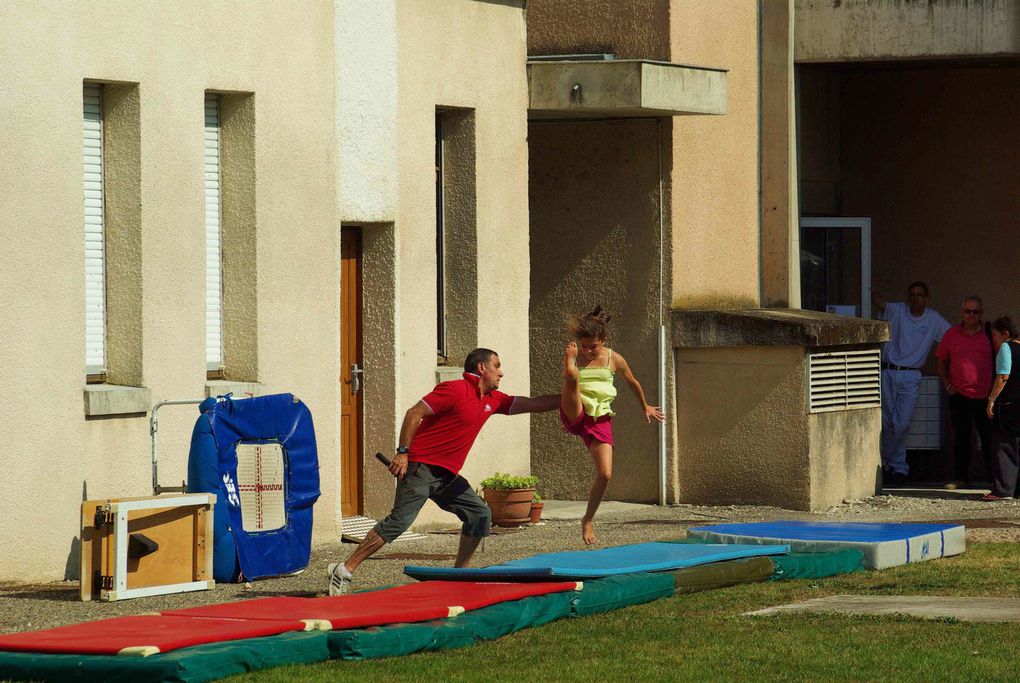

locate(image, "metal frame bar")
(150, 398), (206, 495)
(104, 580), (213, 602)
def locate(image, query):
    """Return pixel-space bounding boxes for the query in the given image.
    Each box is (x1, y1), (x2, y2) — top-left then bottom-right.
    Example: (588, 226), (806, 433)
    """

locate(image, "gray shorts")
(374, 461), (491, 542)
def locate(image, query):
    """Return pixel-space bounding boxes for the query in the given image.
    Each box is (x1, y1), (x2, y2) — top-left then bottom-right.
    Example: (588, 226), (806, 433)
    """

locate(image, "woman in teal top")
(985, 316), (1020, 500)
(560, 306), (665, 545)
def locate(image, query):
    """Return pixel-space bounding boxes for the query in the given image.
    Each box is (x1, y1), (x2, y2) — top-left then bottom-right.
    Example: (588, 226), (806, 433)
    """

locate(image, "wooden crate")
(80, 493), (216, 601)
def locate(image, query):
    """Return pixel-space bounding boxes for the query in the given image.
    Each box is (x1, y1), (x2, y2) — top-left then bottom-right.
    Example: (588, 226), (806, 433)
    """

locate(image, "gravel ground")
(2, 489), (1019, 635)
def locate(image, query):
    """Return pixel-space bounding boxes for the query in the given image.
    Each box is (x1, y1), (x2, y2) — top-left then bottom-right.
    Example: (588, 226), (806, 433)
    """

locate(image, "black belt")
(881, 362), (920, 371)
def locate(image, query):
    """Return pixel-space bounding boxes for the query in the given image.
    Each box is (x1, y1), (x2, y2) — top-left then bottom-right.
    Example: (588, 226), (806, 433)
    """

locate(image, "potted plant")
(480, 472), (538, 527)
(529, 492), (544, 524)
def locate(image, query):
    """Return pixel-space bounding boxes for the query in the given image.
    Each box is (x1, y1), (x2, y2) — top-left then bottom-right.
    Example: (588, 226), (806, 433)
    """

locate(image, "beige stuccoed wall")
(526, 0), (670, 60)
(677, 347), (811, 509)
(670, 1), (761, 309)
(336, 0), (399, 519)
(0, 2), (337, 581)
(388, 0), (531, 529)
(809, 407), (882, 509)
(527, 0), (766, 310)
(337, 0), (398, 224)
(528, 119), (669, 503)
(677, 345), (879, 510)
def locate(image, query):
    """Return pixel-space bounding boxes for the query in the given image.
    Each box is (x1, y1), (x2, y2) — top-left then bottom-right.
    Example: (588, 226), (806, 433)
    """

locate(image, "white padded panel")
(235, 443), (286, 532)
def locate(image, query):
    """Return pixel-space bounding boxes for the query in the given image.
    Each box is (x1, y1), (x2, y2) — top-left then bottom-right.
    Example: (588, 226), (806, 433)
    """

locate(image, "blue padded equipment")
(187, 393), (320, 581)
(688, 520), (965, 570)
(405, 541), (789, 581)
(187, 397), (240, 582)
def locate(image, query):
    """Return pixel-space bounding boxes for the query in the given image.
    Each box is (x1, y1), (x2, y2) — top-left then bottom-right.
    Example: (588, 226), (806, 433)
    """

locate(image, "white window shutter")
(83, 84), (106, 375)
(205, 94), (223, 371)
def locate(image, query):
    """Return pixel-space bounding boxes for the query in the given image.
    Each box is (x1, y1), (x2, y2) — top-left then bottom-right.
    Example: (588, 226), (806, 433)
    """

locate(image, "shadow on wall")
(64, 536), (80, 582)
(528, 119), (666, 503)
(64, 479), (89, 580)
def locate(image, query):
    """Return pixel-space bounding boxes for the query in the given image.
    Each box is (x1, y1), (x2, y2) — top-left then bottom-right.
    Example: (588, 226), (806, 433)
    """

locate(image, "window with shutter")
(205, 94), (223, 373)
(83, 83), (106, 378)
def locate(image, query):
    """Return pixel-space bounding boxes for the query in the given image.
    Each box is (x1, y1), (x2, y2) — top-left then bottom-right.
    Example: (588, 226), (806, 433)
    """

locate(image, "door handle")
(351, 363), (364, 395)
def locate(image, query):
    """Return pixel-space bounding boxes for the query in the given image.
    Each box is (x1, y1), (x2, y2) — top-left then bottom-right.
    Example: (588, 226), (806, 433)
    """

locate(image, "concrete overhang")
(528, 59), (727, 119)
(795, 0), (1020, 63)
(671, 308), (889, 349)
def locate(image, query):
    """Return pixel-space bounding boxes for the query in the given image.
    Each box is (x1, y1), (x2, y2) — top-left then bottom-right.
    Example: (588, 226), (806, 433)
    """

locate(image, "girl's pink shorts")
(559, 409), (614, 448)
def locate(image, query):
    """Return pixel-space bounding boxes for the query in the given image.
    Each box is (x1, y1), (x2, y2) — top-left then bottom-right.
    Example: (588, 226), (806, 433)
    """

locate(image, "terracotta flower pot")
(529, 502), (544, 524)
(482, 487), (534, 527)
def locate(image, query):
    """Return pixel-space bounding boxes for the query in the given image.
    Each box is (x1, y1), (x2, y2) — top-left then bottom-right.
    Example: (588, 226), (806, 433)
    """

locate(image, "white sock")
(339, 564), (353, 579)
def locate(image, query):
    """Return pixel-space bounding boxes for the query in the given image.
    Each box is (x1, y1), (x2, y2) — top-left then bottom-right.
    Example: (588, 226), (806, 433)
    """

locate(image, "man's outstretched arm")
(510, 394), (560, 414)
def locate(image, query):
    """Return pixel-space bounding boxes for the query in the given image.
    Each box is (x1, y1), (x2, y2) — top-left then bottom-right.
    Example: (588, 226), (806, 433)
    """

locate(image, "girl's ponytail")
(568, 306), (612, 340)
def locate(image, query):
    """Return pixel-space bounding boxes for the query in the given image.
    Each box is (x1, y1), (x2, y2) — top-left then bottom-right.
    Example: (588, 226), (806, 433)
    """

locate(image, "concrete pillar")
(761, 0), (801, 309)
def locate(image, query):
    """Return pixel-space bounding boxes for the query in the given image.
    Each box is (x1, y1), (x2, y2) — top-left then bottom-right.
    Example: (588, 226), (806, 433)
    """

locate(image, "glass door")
(800, 217), (871, 318)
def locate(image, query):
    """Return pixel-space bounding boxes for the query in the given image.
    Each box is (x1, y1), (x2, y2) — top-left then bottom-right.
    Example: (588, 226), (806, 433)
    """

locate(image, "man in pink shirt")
(936, 296), (995, 489)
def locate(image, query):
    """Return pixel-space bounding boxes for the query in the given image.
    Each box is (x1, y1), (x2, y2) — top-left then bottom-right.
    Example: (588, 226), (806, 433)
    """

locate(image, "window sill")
(84, 384), (151, 417)
(205, 380), (263, 399)
(435, 366), (462, 384)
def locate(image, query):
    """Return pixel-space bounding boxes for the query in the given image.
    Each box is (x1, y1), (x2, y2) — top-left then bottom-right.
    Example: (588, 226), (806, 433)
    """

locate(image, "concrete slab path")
(747, 595), (1020, 623)
(541, 500), (653, 520)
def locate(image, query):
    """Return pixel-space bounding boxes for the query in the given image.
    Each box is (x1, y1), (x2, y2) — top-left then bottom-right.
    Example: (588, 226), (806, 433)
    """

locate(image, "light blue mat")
(405, 541), (789, 581)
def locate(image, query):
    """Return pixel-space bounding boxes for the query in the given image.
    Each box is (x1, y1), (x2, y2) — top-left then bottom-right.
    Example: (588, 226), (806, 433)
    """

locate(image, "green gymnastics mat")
(0, 630), (329, 683)
(0, 573), (677, 680)
(668, 556), (775, 593)
(662, 536), (864, 580)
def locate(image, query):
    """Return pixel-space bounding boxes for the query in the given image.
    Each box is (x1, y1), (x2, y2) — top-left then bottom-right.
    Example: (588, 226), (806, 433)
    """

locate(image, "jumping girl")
(560, 306), (665, 545)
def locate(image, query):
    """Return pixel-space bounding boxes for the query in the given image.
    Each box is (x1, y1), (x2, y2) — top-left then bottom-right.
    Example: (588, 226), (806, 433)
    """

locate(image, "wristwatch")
(396, 445), (409, 455)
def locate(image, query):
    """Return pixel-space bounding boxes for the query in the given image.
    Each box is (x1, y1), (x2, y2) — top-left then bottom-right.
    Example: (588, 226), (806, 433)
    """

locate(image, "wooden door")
(340, 228), (364, 516)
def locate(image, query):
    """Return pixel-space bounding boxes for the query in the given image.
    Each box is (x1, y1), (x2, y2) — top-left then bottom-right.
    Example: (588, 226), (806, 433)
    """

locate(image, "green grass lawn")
(227, 543), (1020, 683)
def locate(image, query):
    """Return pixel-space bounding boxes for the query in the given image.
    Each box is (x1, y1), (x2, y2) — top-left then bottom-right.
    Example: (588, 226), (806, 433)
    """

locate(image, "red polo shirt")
(408, 373), (516, 474)
(935, 325), (994, 399)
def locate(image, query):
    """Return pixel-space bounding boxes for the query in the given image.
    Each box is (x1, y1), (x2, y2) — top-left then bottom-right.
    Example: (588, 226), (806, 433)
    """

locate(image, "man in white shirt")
(872, 281), (951, 485)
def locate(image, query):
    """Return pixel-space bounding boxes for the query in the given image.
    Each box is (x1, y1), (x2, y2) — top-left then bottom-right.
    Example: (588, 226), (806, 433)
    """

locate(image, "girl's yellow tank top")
(578, 348), (617, 418)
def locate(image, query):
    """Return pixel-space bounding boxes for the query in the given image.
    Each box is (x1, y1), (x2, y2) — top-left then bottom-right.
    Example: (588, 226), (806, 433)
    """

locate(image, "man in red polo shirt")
(936, 295), (995, 489)
(327, 348), (558, 595)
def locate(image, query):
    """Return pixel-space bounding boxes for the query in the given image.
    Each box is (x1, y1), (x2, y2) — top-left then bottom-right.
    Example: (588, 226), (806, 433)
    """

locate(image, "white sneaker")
(327, 562), (352, 596)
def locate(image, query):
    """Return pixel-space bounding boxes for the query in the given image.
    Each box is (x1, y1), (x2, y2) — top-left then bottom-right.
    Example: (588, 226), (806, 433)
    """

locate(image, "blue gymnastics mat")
(404, 541), (789, 581)
(687, 521), (965, 570)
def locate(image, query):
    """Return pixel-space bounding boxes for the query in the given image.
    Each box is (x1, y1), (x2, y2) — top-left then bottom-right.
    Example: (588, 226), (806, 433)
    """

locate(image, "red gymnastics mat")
(163, 580), (582, 630)
(0, 581), (582, 657)
(0, 614), (310, 657)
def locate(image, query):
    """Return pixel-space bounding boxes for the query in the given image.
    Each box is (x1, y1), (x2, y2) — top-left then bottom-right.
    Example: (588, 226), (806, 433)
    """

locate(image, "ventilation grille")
(809, 350), (881, 413)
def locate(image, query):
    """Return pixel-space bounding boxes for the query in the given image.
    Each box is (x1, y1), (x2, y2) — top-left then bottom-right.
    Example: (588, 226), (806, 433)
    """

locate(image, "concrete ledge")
(84, 384), (151, 417)
(672, 308), (889, 348)
(528, 60), (726, 119)
(205, 380), (263, 399)
(795, 0), (1020, 62)
(748, 595), (1020, 624)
